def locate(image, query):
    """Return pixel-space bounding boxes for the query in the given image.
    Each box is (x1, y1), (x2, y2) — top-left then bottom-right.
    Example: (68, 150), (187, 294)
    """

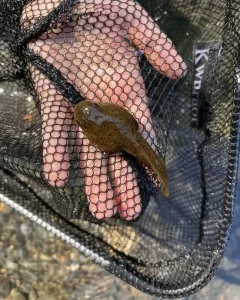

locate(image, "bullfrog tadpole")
(74, 100), (169, 197)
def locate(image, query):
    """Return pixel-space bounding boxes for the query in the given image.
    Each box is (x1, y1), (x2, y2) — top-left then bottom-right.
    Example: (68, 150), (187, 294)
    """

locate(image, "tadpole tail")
(123, 134), (169, 197)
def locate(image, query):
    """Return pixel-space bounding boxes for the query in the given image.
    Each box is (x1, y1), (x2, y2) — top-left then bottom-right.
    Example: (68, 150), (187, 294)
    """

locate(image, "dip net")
(0, 0), (239, 297)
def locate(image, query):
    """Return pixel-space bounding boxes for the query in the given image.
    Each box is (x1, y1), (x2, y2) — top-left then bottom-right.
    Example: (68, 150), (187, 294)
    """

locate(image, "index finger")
(122, 1), (187, 79)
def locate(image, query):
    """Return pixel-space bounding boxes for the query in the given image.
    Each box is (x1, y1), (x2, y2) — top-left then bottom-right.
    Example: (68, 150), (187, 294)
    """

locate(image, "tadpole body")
(74, 100), (168, 196)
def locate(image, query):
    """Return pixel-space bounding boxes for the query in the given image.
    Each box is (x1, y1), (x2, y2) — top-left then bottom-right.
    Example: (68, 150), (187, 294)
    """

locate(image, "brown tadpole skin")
(74, 100), (169, 197)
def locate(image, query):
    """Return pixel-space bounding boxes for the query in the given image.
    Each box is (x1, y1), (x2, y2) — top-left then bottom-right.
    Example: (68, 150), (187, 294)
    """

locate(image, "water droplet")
(186, 32), (189, 36)
(163, 11), (167, 15)
(0, 88), (4, 93)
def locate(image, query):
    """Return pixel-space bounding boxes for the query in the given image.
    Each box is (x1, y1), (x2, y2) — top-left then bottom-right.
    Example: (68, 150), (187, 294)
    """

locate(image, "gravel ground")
(0, 202), (151, 300)
(0, 175), (240, 300)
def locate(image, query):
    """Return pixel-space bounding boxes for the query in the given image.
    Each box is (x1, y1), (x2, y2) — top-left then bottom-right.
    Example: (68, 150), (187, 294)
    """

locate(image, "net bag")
(0, 0), (239, 297)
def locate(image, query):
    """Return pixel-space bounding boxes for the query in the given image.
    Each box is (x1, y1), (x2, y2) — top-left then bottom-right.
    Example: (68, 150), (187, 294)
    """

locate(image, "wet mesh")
(0, 0), (239, 297)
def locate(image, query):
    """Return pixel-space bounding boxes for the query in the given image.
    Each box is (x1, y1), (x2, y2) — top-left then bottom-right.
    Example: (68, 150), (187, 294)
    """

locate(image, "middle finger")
(77, 130), (118, 219)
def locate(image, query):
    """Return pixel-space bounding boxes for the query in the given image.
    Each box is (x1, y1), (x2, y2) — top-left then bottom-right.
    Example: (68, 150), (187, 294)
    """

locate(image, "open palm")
(22, 0), (187, 220)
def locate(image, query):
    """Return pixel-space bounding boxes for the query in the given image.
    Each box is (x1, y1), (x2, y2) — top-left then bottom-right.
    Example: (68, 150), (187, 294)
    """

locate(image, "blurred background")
(0, 170), (239, 300)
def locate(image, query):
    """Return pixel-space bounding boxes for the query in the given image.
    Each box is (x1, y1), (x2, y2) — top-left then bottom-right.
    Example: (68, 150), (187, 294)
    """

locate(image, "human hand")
(22, 0), (187, 220)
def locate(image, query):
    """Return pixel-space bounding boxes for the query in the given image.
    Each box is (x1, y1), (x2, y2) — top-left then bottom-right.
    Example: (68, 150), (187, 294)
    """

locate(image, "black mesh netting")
(0, 0), (239, 297)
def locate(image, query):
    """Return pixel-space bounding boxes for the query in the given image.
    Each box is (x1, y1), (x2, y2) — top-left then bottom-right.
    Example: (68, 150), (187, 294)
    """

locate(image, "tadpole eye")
(81, 107), (91, 119)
